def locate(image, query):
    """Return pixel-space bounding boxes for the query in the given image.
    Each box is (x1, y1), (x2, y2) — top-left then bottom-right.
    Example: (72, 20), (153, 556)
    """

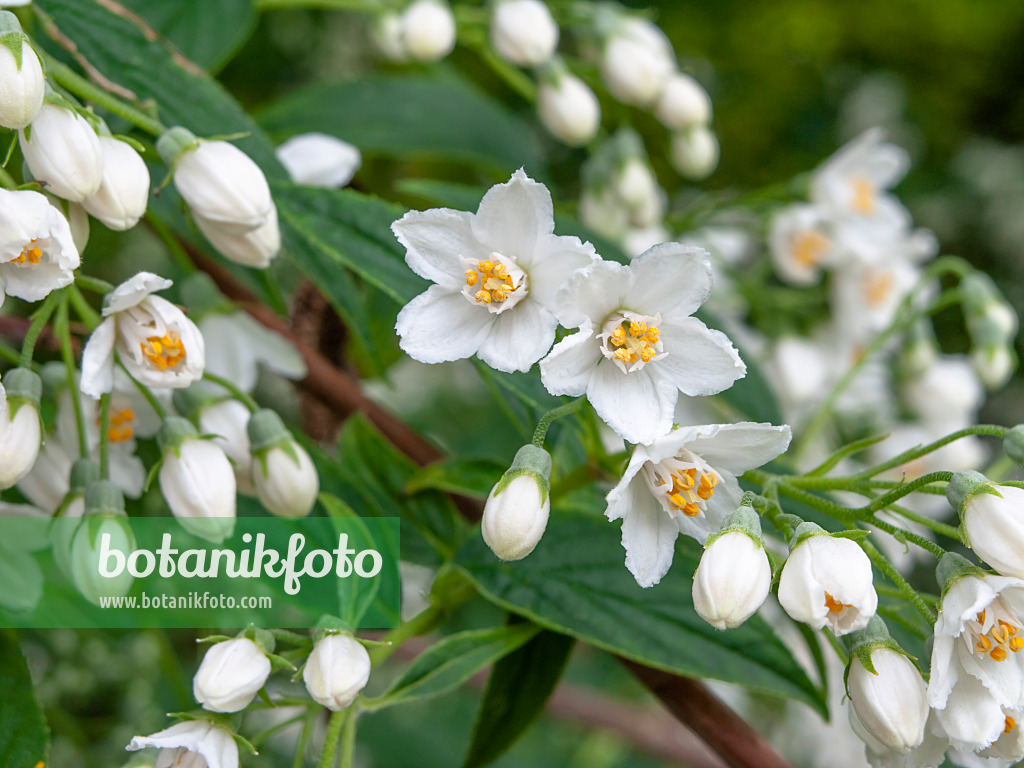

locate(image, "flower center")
(863, 270), (894, 308)
(966, 605), (1024, 662)
(824, 592), (850, 614)
(12, 240), (43, 266)
(642, 450), (718, 519)
(850, 175), (876, 215)
(599, 311), (664, 374)
(462, 254), (527, 314)
(141, 333), (186, 371)
(106, 408), (135, 443)
(791, 230), (830, 268)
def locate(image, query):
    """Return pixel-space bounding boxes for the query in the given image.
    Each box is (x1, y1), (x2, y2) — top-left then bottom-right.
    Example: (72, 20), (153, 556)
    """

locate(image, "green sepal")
(945, 470), (1001, 518)
(936, 552), (988, 596)
(247, 408), (292, 453)
(171, 385), (222, 422)
(841, 616), (914, 693)
(69, 459), (100, 493)
(490, 444), (552, 504)
(156, 125), (199, 166)
(237, 625), (276, 655)
(157, 416), (199, 456)
(144, 456), (164, 493)
(1004, 426), (1024, 468)
(830, 530), (872, 542)
(705, 503), (763, 549)
(112, 133), (147, 153)
(83, 479), (126, 518)
(195, 634), (234, 644)
(266, 653), (297, 673)
(312, 614), (354, 643)
(0, 12), (28, 72)
(3, 367), (42, 408)
(789, 521), (826, 549)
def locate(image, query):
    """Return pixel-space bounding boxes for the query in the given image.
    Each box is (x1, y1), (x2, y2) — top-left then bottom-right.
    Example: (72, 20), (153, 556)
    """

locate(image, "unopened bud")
(655, 72), (711, 130)
(537, 66), (600, 147)
(0, 11), (44, 130)
(193, 636), (272, 713)
(481, 444), (551, 561)
(303, 633), (372, 711)
(671, 126), (720, 180)
(692, 507), (771, 629)
(490, 0), (559, 67)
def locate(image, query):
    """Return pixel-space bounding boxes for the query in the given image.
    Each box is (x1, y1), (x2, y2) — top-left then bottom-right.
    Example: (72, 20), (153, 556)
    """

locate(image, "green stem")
(864, 515), (946, 559)
(20, 289), (63, 368)
(887, 503), (962, 541)
(291, 710), (316, 768)
(316, 709), (350, 768)
(55, 297), (89, 459)
(250, 711), (311, 747)
(338, 705), (358, 768)
(68, 285), (102, 330)
(855, 426), (1008, 479)
(862, 540), (936, 625)
(532, 397), (586, 447)
(122, 368), (169, 419)
(368, 602), (444, 666)
(857, 472), (953, 515)
(0, 164), (16, 189)
(0, 340), (23, 366)
(42, 55), (165, 136)
(74, 274), (114, 295)
(203, 372), (260, 413)
(99, 392), (111, 479)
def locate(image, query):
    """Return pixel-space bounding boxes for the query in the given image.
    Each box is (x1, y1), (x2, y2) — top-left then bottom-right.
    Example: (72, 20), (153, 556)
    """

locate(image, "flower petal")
(677, 470), (739, 543)
(683, 422), (792, 475)
(520, 233), (597, 309)
(539, 325), (602, 397)
(587, 362), (675, 444)
(656, 316), (746, 396)
(476, 300), (556, 373)
(127, 721), (239, 768)
(396, 284), (493, 364)
(472, 169), (554, 259)
(80, 317), (117, 399)
(605, 447), (653, 521)
(103, 272), (173, 316)
(623, 242), (713, 320)
(553, 259), (633, 330)
(620, 488), (679, 588)
(392, 207), (483, 288)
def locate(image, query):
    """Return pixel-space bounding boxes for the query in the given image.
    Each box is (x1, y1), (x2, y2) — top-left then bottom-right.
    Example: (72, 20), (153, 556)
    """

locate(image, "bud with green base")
(193, 634), (272, 713)
(948, 469), (1024, 580)
(0, 367), (42, 489)
(51, 458), (100, 580)
(845, 616), (928, 754)
(303, 630), (372, 711)
(70, 480), (135, 606)
(692, 504), (772, 630)
(0, 11), (44, 130)
(158, 416), (237, 544)
(962, 272), (1019, 390)
(247, 409), (318, 518)
(173, 387), (255, 496)
(482, 444), (551, 562)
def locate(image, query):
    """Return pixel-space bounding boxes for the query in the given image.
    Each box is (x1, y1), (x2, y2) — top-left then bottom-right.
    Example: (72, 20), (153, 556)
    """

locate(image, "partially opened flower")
(198, 307), (306, 392)
(0, 188), (80, 307)
(81, 272), (205, 397)
(605, 422), (790, 587)
(540, 244), (746, 444)
(394, 169), (597, 373)
(767, 204), (835, 286)
(126, 719), (239, 768)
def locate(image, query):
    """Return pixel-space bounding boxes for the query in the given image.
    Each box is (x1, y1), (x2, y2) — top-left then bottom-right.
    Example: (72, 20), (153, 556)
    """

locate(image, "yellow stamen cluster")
(863, 272), (894, 308)
(659, 467), (717, 517)
(850, 176), (877, 215)
(610, 320), (660, 366)
(141, 332), (186, 371)
(824, 592), (850, 615)
(973, 611), (1024, 662)
(107, 408), (135, 443)
(1005, 716), (1017, 735)
(465, 260), (517, 305)
(12, 241), (43, 265)
(791, 230), (830, 268)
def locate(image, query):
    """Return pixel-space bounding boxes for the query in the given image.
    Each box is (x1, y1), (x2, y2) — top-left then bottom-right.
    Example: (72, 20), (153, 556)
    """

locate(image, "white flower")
(768, 204), (835, 285)
(193, 637), (271, 713)
(0, 17), (44, 130)
(604, 422), (790, 587)
(19, 104), (104, 202)
(0, 189), (80, 306)
(972, 345), (1016, 391)
(127, 720), (239, 768)
(537, 70), (600, 147)
(248, 409), (318, 518)
(394, 169), (597, 373)
(655, 72), (712, 130)
(692, 528), (772, 629)
(539, 245), (746, 444)
(830, 258), (921, 345)
(0, 368), (41, 489)
(400, 0), (456, 62)
(197, 399), (255, 495)
(276, 132), (362, 188)
(777, 529), (878, 635)
(198, 309), (306, 392)
(929, 567), (1024, 754)
(490, 0), (558, 67)
(303, 633), (372, 711)
(670, 126), (720, 179)
(158, 417), (237, 544)
(81, 272), (205, 397)
(810, 128), (910, 225)
(481, 444), (551, 561)
(848, 648), (929, 754)
(194, 206), (281, 268)
(600, 17), (674, 106)
(80, 135), (151, 231)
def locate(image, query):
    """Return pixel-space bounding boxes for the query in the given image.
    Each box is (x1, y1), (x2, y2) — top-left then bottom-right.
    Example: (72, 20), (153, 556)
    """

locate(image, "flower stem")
(862, 539), (936, 625)
(886, 503), (962, 541)
(368, 602), (445, 667)
(20, 289), (63, 368)
(68, 285), (101, 330)
(98, 391), (111, 479)
(74, 274), (114, 295)
(532, 397), (586, 447)
(0, 340), (23, 366)
(55, 296), (89, 459)
(0, 164), (17, 190)
(203, 372), (260, 413)
(316, 708), (351, 768)
(854, 426), (1008, 479)
(338, 705), (358, 768)
(291, 710), (316, 768)
(121, 367), (169, 419)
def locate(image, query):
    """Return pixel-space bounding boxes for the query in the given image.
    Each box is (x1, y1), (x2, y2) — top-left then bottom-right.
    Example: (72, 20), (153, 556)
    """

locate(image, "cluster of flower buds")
(960, 272), (1019, 389)
(374, 0), (456, 63)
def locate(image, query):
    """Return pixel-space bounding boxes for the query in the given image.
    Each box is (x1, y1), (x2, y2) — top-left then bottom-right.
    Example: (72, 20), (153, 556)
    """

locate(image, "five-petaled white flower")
(929, 567), (1024, 754)
(81, 272), (205, 397)
(604, 422), (791, 587)
(767, 203), (835, 286)
(0, 188), (80, 307)
(127, 720), (239, 768)
(539, 244), (746, 444)
(393, 169), (597, 373)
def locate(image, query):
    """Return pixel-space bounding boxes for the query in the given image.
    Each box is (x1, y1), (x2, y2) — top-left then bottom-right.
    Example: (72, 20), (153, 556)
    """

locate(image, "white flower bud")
(197, 399), (254, 495)
(615, 158), (664, 228)
(537, 70), (600, 147)
(276, 132), (361, 188)
(671, 126), (720, 180)
(401, 0), (456, 62)
(950, 472), (1024, 580)
(70, 481), (135, 606)
(372, 12), (408, 61)
(778, 525), (877, 635)
(490, 0), (558, 67)
(972, 345), (1015, 390)
(20, 104), (104, 202)
(482, 444), (551, 561)
(693, 529), (771, 630)
(848, 648), (929, 754)
(303, 633), (371, 711)
(194, 207), (281, 269)
(0, 368), (42, 489)
(158, 417), (237, 544)
(158, 128), (273, 231)
(0, 14), (44, 130)
(193, 637), (272, 713)
(80, 135), (151, 231)
(600, 17), (674, 106)
(655, 72), (711, 130)
(248, 409), (319, 518)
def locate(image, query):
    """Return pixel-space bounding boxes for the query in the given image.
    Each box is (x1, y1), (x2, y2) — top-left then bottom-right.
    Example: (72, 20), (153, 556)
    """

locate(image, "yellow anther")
(492, 289), (507, 302)
(851, 176), (876, 215)
(610, 327), (626, 346)
(141, 332), (185, 371)
(614, 348), (636, 364)
(824, 593), (848, 615)
(478, 260), (493, 274)
(1005, 716), (1017, 734)
(1012, 637), (1023, 653)
(792, 230), (830, 268)
(991, 648), (1008, 662)
(465, 270), (478, 286)
(491, 263), (506, 275)
(645, 328), (660, 343)
(475, 289), (491, 304)
(639, 346), (654, 363)
(864, 272), (894, 308)
(976, 635), (993, 653)
(978, 611), (986, 624)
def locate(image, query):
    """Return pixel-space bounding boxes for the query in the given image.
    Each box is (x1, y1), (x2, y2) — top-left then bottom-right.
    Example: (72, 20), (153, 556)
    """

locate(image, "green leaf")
(259, 74), (545, 173)
(118, 0), (256, 72)
(0, 631), (49, 767)
(374, 624), (541, 708)
(34, 0), (285, 176)
(406, 458), (505, 500)
(456, 511), (827, 717)
(462, 626), (575, 768)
